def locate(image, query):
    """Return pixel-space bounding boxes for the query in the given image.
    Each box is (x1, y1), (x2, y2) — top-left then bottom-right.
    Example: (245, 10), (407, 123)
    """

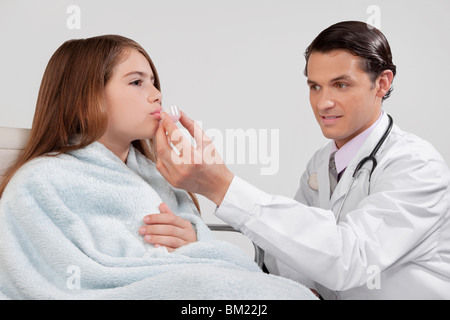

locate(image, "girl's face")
(100, 49), (162, 152)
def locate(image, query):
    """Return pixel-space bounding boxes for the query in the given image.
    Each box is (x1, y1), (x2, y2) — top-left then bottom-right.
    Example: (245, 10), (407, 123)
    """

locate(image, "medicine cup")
(163, 105), (181, 122)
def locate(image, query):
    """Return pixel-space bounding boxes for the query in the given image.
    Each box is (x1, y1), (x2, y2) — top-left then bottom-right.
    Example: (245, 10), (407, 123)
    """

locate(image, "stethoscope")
(335, 114), (394, 222)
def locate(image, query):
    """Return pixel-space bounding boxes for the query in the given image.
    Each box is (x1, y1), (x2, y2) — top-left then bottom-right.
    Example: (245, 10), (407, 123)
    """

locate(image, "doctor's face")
(307, 50), (385, 149)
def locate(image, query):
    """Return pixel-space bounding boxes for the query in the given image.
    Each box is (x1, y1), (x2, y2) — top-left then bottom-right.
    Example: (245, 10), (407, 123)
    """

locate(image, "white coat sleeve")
(215, 175), (338, 287)
(215, 151), (450, 292)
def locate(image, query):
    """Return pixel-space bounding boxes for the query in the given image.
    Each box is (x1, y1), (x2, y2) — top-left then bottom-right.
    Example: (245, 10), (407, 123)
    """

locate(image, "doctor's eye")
(310, 85), (321, 91)
(335, 83), (348, 89)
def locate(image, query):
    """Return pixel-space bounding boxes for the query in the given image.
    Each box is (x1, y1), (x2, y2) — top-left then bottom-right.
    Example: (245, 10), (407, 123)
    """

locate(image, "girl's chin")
(133, 128), (158, 141)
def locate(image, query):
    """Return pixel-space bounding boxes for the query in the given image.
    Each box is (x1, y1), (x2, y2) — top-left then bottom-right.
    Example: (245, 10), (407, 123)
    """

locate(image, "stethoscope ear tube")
(352, 155), (377, 179)
(352, 115), (394, 180)
(336, 114), (394, 222)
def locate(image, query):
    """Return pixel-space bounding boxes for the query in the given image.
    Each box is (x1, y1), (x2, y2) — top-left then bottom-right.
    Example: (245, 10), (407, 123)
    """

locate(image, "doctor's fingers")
(155, 116), (185, 156)
(155, 124), (172, 159)
(155, 142), (202, 191)
(156, 121), (200, 167)
(154, 126), (186, 185)
(178, 111), (215, 150)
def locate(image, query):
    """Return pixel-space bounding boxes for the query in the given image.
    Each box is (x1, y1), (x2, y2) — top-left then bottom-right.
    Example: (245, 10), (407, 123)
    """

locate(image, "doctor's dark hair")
(304, 21), (397, 101)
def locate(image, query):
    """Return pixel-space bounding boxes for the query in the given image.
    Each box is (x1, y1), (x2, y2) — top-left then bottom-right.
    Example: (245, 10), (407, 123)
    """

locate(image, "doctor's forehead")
(306, 50), (366, 83)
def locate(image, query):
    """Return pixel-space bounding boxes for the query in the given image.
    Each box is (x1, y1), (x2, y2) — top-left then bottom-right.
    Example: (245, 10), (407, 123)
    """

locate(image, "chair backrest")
(0, 127), (30, 179)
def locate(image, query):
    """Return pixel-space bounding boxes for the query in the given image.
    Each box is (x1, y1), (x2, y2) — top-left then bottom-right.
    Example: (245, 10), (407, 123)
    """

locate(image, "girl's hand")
(139, 202), (197, 252)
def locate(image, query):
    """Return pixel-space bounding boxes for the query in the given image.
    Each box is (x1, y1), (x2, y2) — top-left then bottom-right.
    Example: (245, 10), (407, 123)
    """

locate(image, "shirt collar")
(330, 111), (384, 174)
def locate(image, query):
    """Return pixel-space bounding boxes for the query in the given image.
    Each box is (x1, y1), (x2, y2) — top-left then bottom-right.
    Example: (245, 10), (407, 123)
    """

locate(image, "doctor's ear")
(375, 70), (394, 99)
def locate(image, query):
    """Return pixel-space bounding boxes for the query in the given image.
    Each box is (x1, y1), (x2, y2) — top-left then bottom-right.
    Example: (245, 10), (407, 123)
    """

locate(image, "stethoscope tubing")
(335, 114), (394, 222)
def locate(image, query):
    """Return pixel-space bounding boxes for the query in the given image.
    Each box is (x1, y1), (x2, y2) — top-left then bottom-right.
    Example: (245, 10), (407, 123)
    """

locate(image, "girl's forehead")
(112, 49), (153, 77)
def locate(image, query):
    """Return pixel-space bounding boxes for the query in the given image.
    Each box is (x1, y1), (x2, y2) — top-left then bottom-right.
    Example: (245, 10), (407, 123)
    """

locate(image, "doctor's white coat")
(215, 113), (450, 299)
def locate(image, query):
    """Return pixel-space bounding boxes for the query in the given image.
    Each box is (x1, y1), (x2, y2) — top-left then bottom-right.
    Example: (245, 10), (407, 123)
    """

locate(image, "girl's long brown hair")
(0, 35), (200, 212)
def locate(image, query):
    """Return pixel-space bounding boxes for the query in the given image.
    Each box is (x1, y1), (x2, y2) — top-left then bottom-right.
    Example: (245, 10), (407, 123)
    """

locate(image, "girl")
(0, 35), (315, 299)
(0, 35), (197, 251)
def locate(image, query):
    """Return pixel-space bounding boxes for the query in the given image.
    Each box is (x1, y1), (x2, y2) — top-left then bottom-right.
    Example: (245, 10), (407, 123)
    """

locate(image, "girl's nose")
(148, 86), (162, 104)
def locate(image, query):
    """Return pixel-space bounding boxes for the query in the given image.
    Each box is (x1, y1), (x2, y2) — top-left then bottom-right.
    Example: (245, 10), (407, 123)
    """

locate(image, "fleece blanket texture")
(0, 142), (315, 300)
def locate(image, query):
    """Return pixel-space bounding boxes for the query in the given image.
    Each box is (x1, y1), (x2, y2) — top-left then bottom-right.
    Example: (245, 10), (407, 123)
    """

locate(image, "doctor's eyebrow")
(307, 75), (352, 86)
(329, 75), (352, 83)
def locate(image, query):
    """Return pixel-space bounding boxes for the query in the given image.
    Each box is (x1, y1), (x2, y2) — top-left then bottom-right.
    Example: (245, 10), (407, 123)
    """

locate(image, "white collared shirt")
(330, 111), (383, 175)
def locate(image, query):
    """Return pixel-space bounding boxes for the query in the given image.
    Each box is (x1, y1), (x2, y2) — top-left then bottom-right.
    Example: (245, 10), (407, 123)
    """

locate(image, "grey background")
(1, 0), (449, 253)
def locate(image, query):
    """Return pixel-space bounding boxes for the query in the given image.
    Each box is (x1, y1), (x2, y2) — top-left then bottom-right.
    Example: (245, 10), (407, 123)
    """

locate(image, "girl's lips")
(150, 112), (162, 121)
(150, 108), (163, 120)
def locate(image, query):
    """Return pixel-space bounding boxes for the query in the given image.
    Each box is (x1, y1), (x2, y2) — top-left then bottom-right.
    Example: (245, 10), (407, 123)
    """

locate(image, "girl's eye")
(130, 79), (143, 86)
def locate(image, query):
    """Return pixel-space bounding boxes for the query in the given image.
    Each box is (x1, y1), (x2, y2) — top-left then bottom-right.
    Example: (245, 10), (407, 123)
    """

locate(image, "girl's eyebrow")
(122, 71), (155, 82)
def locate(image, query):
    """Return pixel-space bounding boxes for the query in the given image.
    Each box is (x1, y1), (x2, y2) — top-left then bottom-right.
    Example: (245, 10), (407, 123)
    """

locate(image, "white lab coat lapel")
(317, 143), (333, 210)
(329, 113), (391, 214)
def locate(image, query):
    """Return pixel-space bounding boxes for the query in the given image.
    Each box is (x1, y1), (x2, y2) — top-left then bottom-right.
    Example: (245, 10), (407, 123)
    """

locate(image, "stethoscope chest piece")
(308, 172), (319, 191)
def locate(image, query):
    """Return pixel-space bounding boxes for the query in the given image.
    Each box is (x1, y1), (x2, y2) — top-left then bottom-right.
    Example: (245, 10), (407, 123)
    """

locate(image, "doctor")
(152, 21), (450, 299)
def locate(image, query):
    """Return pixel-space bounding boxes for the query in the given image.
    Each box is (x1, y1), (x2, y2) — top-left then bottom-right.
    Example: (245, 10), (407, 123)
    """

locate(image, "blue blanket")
(0, 142), (315, 299)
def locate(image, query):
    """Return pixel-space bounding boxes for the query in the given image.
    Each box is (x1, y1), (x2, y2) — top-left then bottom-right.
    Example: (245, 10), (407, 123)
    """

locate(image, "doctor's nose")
(315, 91), (335, 111)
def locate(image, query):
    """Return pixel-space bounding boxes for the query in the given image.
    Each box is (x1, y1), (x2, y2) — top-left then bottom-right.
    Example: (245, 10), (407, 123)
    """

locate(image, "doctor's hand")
(139, 203), (197, 252)
(155, 111), (234, 206)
